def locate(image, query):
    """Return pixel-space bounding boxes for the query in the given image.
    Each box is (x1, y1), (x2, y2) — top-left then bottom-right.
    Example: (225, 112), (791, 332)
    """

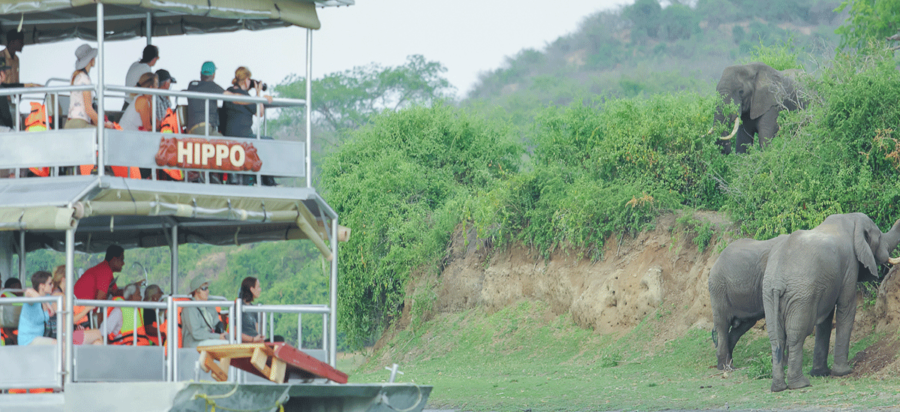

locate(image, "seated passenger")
(238, 276), (265, 343)
(142, 284), (165, 345)
(222, 66), (272, 138)
(154, 69), (176, 130)
(2, 277), (20, 290)
(65, 44), (114, 130)
(18, 271), (101, 346)
(181, 277), (227, 348)
(49, 265), (101, 345)
(1, 277), (22, 345)
(119, 72), (158, 132)
(100, 283), (152, 345)
(185, 61), (239, 136)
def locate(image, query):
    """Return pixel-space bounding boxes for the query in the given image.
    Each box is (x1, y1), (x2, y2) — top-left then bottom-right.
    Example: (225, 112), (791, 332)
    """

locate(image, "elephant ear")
(750, 65), (779, 120)
(854, 220), (880, 281)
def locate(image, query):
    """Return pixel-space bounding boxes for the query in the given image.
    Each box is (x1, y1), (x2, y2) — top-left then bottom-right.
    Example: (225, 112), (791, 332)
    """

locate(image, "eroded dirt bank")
(392, 211), (900, 375)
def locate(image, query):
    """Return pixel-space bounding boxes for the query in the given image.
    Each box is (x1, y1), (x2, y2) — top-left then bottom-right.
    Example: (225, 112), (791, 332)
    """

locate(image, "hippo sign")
(155, 137), (262, 172)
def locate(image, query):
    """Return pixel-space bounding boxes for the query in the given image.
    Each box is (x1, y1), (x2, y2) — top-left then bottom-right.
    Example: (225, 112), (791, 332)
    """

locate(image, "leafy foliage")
(836, 0), (900, 49)
(273, 54), (454, 134)
(321, 103), (522, 347)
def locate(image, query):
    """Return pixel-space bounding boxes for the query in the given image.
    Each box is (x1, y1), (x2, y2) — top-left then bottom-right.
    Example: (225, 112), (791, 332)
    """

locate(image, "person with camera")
(181, 276), (228, 348)
(222, 66), (272, 138)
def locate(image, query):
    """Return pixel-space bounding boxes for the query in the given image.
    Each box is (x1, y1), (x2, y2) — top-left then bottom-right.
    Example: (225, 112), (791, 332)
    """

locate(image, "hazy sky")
(19, 0), (629, 101)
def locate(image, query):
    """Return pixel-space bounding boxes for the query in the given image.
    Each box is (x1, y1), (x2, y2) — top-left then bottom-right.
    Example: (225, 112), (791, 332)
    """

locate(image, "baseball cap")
(200, 61), (216, 76)
(156, 69), (176, 84)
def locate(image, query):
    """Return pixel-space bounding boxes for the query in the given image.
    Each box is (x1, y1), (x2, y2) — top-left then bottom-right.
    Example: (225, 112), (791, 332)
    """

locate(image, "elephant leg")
(726, 319), (757, 369)
(755, 107), (780, 149)
(831, 294), (858, 376)
(785, 315), (812, 390)
(713, 313), (732, 370)
(765, 311), (788, 392)
(810, 307), (835, 377)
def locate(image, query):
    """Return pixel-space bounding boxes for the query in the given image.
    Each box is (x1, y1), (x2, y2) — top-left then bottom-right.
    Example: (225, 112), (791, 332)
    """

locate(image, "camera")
(249, 79), (267, 91)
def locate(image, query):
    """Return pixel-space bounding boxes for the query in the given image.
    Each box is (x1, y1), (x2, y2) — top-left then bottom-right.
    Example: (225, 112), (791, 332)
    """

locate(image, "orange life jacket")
(26, 103), (51, 177)
(160, 297), (190, 352)
(158, 108), (184, 180)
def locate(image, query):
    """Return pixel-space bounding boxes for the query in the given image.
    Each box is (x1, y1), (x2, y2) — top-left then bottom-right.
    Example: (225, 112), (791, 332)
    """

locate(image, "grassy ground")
(340, 301), (900, 411)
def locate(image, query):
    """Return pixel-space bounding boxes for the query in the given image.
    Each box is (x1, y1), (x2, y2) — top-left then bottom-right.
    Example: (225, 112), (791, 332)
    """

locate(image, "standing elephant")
(714, 62), (804, 154)
(762, 214), (900, 392)
(708, 235), (787, 371)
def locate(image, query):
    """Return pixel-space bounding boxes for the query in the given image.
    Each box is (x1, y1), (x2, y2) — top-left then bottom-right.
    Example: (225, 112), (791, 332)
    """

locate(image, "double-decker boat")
(0, 1), (432, 411)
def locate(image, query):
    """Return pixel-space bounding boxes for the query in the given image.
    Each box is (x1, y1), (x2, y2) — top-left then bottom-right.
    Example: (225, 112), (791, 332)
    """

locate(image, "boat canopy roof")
(0, 176), (335, 255)
(0, 0), (352, 45)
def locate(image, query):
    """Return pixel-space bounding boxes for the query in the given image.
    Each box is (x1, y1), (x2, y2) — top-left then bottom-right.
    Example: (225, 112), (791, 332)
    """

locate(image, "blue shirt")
(18, 301), (48, 346)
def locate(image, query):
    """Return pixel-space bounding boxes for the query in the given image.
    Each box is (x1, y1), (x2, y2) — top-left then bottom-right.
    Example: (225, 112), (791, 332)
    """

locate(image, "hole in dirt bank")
(850, 337), (900, 377)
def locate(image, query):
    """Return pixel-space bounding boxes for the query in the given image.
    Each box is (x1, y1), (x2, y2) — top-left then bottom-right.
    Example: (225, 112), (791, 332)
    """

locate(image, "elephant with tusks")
(762, 213), (900, 392)
(713, 62), (805, 154)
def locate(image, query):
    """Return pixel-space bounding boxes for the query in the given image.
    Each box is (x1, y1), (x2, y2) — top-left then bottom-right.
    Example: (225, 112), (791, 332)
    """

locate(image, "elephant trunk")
(714, 93), (741, 141)
(884, 219), (900, 264)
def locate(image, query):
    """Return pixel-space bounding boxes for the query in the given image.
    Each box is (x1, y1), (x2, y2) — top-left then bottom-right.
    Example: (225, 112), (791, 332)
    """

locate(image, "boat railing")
(0, 295), (64, 390)
(0, 83), (309, 185)
(76, 298), (168, 346)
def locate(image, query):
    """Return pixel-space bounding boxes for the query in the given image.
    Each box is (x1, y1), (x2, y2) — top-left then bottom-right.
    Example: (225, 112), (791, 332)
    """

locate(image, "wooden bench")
(196, 343), (348, 384)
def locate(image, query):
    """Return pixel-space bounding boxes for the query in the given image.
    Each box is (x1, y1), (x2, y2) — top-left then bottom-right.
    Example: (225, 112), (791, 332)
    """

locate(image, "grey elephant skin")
(762, 213), (900, 392)
(715, 62), (804, 154)
(708, 235), (787, 371)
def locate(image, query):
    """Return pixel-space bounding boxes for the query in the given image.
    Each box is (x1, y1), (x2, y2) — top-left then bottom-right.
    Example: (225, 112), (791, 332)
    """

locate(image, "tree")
(273, 55), (455, 133)
(623, 0), (663, 40)
(836, 0), (900, 49)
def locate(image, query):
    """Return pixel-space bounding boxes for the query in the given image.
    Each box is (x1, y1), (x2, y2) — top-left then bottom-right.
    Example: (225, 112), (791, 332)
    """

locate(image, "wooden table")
(197, 343), (348, 384)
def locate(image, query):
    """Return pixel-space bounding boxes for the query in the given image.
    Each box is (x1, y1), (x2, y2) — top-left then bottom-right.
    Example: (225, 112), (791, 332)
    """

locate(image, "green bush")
(322, 103), (522, 347)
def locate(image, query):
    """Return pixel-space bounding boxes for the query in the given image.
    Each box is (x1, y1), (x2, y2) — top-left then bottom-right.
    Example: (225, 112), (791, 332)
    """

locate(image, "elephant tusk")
(701, 127), (714, 137)
(718, 117), (741, 141)
(889, 256), (900, 265)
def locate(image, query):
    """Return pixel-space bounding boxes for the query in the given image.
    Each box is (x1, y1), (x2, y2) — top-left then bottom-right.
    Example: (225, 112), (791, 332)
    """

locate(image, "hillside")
(464, 0), (845, 112)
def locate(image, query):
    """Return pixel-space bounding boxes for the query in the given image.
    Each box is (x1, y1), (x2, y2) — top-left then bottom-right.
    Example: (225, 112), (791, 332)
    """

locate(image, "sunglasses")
(199, 286), (209, 291)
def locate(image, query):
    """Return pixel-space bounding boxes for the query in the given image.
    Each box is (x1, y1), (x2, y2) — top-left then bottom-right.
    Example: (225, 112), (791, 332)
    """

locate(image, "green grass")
(342, 301), (900, 411)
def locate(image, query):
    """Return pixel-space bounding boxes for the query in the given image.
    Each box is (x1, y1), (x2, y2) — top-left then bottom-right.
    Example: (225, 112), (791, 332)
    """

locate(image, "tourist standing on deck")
(119, 72), (158, 132)
(222, 66), (272, 138)
(182, 277), (228, 347)
(122, 45), (159, 110)
(65, 44), (114, 130)
(154, 69), (176, 128)
(1, 30), (23, 85)
(185, 61), (239, 136)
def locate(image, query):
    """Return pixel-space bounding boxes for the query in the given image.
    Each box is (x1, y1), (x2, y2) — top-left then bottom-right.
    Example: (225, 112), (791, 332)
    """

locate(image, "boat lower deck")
(0, 381), (432, 412)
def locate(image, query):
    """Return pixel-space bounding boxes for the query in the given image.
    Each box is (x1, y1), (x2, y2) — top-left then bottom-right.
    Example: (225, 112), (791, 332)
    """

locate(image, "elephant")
(708, 235), (787, 371)
(714, 62), (804, 154)
(762, 213), (900, 392)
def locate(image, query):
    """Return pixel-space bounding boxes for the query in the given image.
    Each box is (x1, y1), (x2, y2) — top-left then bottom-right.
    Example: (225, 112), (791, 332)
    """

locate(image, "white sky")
(20, 0), (629, 101)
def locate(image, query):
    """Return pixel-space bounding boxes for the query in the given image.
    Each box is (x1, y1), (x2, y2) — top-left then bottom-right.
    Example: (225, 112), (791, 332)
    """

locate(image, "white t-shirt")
(124, 61), (151, 105)
(68, 72), (93, 123)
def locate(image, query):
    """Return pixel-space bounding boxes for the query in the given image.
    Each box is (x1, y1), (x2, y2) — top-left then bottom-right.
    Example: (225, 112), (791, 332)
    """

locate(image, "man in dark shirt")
(0, 62), (37, 130)
(186, 61), (238, 135)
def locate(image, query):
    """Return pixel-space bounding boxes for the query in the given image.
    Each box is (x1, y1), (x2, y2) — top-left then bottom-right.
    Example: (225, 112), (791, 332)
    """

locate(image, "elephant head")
(713, 63), (803, 153)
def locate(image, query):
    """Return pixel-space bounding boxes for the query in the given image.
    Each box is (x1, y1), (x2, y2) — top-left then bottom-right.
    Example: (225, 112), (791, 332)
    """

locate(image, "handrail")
(243, 304), (330, 315)
(0, 295), (64, 389)
(107, 85), (306, 108)
(0, 84), (93, 96)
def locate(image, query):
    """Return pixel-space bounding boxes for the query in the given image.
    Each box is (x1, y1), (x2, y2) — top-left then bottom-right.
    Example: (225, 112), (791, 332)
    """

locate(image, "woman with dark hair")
(238, 276), (265, 343)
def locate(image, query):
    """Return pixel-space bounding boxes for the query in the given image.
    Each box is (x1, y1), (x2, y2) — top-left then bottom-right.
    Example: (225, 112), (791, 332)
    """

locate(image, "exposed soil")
(383, 210), (900, 377)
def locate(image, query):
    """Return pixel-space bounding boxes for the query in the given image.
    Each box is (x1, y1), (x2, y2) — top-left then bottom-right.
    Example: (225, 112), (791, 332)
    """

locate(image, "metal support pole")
(171, 225), (178, 295)
(297, 314), (302, 349)
(167, 296), (175, 381)
(146, 12), (152, 45)
(64, 229), (75, 385)
(305, 28), (312, 188)
(18, 230), (25, 278)
(235, 298), (243, 344)
(96, 3), (106, 176)
(329, 217), (338, 366)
